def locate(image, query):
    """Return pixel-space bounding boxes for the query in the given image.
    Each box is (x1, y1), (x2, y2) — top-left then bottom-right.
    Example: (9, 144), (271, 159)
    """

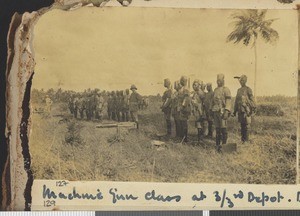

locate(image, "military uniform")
(162, 79), (173, 136)
(203, 84), (214, 138)
(123, 90), (130, 122)
(171, 81), (182, 139)
(129, 85), (142, 128)
(211, 74), (231, 151)
(233, 76), (255, 143)
(178, 86), (191, 142)
(45, 96), (53, 114)
(191, 86), (205, 142)
(107, 93), (113, 120)
(95, 94), (105, 121)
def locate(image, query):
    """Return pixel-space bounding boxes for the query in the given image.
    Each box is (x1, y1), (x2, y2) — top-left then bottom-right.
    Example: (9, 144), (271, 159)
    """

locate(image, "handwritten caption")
(41, 181), (300, 209)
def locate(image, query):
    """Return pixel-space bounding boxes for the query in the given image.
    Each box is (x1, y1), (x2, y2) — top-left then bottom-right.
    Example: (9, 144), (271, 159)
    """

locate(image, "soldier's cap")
(206, 82), (212, 86)
(130, 84), (137, 90)
(217, 74), (225, 80)
(234, 75), (247, 81)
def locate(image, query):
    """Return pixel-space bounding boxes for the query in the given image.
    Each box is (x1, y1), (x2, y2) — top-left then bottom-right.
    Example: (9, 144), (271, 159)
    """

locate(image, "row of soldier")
(68, 85), (143, 128)
(161, 74), (256, 152)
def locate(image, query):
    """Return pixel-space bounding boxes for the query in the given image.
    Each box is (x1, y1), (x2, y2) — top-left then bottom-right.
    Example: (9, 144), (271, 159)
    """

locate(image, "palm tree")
(227, 10), (279, 97)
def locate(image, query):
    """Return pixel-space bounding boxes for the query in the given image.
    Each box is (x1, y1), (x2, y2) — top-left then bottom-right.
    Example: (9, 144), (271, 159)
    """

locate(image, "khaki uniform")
(45, 97), (53, 113)
(162, 88), (173, 135)
(211, 86), (231, 128)
(234, 86), (255, 142)
(171, 91), (181, 138)
(122, 94), (130, 122)
(203, 90), (214, 137)
(178, 87), (191, 142)
(211, 86), (231, 150)
(129, 91), (142, 123)
(191, 89), (205, 128)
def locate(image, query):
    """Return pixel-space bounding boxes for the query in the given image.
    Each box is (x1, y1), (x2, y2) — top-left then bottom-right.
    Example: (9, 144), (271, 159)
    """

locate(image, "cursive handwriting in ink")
(145, 190), (181, 202)
(42, 185), (103, 200)
(192, 191), (207, 201)
(109, 188), (138, 204)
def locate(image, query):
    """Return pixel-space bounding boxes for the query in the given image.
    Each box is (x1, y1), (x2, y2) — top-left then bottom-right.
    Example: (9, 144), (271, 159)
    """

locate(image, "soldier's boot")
(244, 124), (250, 143)
(136, 121), (139, 130)
(221, 128), (228, 145)
(215, 128), (222, 152)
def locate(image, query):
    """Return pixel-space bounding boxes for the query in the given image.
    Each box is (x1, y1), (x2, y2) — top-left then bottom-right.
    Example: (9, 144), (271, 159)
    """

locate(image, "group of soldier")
(68, 85), (143, 128)
(161, 74), (256, 152)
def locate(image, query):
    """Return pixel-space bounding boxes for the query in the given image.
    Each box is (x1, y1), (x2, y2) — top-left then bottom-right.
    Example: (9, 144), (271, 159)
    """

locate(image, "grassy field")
(29, 95), (297, 184)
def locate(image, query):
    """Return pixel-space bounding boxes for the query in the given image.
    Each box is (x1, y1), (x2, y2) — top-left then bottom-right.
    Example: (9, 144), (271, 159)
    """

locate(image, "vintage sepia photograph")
(29, 7), (298, 184)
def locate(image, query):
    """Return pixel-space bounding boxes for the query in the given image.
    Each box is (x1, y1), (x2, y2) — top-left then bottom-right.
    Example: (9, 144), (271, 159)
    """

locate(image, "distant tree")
(227, 10), (279, 97)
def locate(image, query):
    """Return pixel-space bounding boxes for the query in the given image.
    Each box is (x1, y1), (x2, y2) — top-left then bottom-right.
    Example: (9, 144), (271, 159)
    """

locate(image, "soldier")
(203, 83), (214, 138)
(111, 91), (117, 121)
(129, 84), (142, 129)
(119, 90), (125, 122)
(45, 95), (53, 114)
(107, 92), (112, 120)
(211, 74), (231, 152)
(172, 81), (182, 139)
(73, 94), (79, 118)
(161, 78), (173, 138)
(76, 94), (86, 119)
(178, 76), (191, 143)
(123, 89), (130, 122)
(233, 75), (256, 143)
(191, 79), (205, 142)
(86, 92), (94, 121)
(95, 92), (105, 121)
(115, 90), (122, 122)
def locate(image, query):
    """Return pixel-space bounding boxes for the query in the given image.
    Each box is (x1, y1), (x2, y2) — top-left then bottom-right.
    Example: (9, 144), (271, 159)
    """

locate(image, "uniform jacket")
(129, 92), (142, 112)
(211, 86), (231, 113)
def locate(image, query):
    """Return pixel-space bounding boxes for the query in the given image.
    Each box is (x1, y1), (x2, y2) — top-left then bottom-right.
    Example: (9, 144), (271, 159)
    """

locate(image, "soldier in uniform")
(203, 83), (214, 138)
(77, 94), (86, 119)
(115, 90), (122, 122)
(233, 75), (256, 143)
(95, 92), (105, 121)
(211, 74), (231, 152)
(107, 92), (112, 120)
(161, 78), (173, 138)
(178, 76), (191, 143)
(123, 89), (130, 122)
(191, 79), (205, 142)
(129, 84), (142, 129)
(111, 91), (117, 121)
(172, 81), (182, 139)
(45, 95), (53, 114)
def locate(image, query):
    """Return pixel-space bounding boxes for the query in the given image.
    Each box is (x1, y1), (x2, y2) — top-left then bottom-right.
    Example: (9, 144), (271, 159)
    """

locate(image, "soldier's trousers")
(180, 120), (188, 142)
(122, 111), (129, 122)
(215, 128), (228, 151)
(130, 111), (139, 129)
(174, 119), (181, 138)
(241, 123), (250, 142)
(164, 112), (172, 136)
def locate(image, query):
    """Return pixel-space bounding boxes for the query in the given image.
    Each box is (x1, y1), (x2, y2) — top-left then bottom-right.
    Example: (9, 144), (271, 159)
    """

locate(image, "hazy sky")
(33, 7), (298, 96)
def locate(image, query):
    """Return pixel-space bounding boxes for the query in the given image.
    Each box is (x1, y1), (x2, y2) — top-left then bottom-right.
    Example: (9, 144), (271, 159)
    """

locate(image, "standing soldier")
(45, 95), (53, 114)
(111, 91), (117, 121)
(77, 94), (86, 119)
(203, 83), (214, 138)
(161, 78), (173, 138)
(95, 92), (105, 121)
(123, 89), (130, 122)
(129, 84), (142, 129)
(233, 75), (256, 143)
(107, 92), (112, 120)
(115, 91), (122, 122)
(172, 81), (182, 140)
(211, 74), (231, 152)
(191, 79), (205, 143)
(178, 76), (191, 143)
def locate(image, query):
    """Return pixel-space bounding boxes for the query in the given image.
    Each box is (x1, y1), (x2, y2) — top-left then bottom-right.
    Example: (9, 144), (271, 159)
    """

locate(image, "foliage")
(227, 10), (279, 46)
